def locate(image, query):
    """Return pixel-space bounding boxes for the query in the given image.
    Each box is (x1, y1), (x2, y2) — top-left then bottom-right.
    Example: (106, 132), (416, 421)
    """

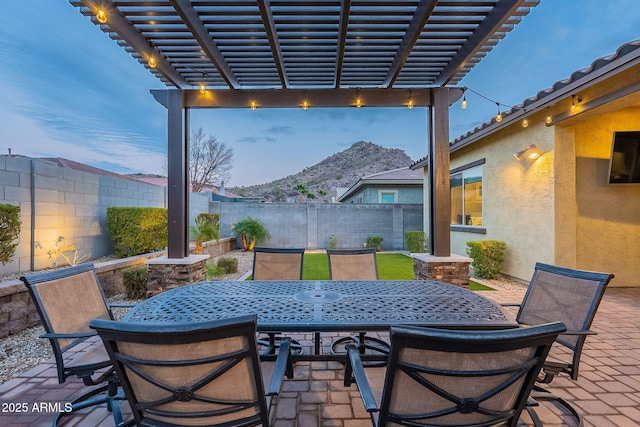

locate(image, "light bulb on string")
(521, 117), (529, 128)
(148, 56), (157, 68)
(495, 103), (503, 123)
(199, 73), (206, 94)
(545, 107), (553, 124)
(570, 95), (576, 112)
(96, 10), (107, 24)
(461, 95), (467, 109)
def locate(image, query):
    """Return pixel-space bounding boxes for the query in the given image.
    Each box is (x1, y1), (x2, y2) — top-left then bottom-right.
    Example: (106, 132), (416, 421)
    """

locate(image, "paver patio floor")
(1, 286), (639, 426)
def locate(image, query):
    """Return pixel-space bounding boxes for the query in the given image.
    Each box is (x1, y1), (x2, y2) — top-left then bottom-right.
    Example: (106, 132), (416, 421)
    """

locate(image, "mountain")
(229, 141), (414, 202)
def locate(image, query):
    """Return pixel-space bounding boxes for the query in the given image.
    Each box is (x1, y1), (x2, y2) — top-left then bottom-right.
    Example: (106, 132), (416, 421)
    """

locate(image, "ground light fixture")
(513, 145), (541, 161)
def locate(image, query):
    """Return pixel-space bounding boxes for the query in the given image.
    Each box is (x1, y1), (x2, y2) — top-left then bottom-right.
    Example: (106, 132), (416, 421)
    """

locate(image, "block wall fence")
(1, 155), (424, 277)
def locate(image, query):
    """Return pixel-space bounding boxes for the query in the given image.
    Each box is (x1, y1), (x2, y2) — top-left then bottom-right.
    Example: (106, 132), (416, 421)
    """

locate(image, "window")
(378, 190), (397, 203)
(451, 165), (482, 226)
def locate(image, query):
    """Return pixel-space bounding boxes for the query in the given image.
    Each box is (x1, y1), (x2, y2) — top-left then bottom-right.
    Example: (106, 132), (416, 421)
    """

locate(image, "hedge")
(106, 207), (168, 257)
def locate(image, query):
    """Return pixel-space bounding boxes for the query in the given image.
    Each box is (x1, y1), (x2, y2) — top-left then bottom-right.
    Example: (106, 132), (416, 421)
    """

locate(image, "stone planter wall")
(412, 254), (472, 288)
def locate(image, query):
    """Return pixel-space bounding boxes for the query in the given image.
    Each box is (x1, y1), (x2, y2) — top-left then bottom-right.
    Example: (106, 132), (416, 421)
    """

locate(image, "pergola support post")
(166, 90), (190, 258)
(428, 87), (451, 257)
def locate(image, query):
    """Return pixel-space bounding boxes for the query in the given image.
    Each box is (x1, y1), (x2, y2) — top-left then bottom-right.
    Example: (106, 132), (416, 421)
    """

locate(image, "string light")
(96, 10), (107, 24)
(495, 103), (503, 123)
(407, 89), (414, 109)
(570, 95), (576, 112)
(148, 56), (157, 68)
(249, 100), (257, 110)
(521, 117), (529, 128)
(461, 94), (467, 109)
(355, 88), (363, 108)
(199, 73), (206, 94)
(301, 100), (309, 110)
(545, 107), (553, 124)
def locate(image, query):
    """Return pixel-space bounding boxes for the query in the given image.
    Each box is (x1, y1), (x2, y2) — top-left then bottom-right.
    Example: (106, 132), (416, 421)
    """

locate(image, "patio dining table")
(123, 280), (517, 361)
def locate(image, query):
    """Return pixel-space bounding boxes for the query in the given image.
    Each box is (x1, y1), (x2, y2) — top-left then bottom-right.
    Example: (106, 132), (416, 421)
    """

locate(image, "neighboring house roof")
(39, 157), (126, 179)
(128, 175), (241, 198)
(338, 167), (423, 202)
(410, 38), (640, 169)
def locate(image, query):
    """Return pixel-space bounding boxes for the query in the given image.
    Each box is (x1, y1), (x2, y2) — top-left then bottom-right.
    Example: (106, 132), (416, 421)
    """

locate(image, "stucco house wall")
(449, 109), (557, 282)
(571, 107), (640, 286)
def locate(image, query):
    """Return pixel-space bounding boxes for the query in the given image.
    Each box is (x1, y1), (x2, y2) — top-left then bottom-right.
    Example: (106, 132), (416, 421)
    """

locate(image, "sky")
(0, 1), (638, 188)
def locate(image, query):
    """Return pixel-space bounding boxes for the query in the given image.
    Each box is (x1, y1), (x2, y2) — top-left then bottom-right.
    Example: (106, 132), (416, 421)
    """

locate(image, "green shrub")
(217, 257), (238, 274)
(466, 240), (506, 279)
(206, 258), (224, 279)
(106, 207), (168, 257)
(122, 266), (149, 299)
(365, 235), (384, 252)
(404, 230), (428, 253)
(0, 204), (21, 265)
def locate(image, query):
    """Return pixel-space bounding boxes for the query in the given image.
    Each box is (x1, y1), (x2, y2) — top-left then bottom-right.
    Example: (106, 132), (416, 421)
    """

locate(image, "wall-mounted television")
(609, 131), (640, 183)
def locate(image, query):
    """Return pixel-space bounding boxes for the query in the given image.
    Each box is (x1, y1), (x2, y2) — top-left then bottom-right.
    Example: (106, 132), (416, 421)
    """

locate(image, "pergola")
(71, 0), (539, 259)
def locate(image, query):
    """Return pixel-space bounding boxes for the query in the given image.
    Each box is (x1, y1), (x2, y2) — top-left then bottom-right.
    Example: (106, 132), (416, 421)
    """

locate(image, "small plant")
(217, 257), (238, 274)
(0, 204), (21, 265)
(466, 240), (506, 279)
(404, 230), (428, 253)
(35, 236), (90, 267)
(365, 235), (384, 252)
(328, 233), (339, 249)
(123, 266), (148, 299)
(231, 216), (271, 251)
(190, 215), (220, 254)
(206, 258), (224, 279)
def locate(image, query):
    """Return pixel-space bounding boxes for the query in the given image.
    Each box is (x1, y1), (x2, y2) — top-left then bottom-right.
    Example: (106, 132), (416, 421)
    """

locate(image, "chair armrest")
(500, 303), (521, 307)
(344, 344), (378, 413)
(108, 303), (137, 308)
(40, 331), (97, 339)
(266, 337), (293, 396)
(562, 329), (597, 336)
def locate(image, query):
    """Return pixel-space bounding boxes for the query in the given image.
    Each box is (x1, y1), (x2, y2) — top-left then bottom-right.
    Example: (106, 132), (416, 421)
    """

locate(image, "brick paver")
(1, 287), (638, 426)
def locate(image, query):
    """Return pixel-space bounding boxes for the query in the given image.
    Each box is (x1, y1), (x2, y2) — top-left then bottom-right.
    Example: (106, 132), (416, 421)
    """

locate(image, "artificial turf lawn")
(250, 252), (493, 290)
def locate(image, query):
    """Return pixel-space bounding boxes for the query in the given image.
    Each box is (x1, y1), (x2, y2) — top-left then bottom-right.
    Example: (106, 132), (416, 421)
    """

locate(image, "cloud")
(264, 125), (295, 135)
(237, 136), (277, 144)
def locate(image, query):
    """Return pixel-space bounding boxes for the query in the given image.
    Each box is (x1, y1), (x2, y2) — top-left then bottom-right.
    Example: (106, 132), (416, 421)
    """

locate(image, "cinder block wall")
(213, 201), (423, 251)
(0, 156), (166, 276)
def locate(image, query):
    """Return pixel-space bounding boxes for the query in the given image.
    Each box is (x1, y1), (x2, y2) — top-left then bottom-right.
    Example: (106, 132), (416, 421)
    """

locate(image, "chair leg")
(330, 332), (390, 367)
(529, 385), (583, 426)
(52, 380), (124, 426)
(257, 333), (303, 356)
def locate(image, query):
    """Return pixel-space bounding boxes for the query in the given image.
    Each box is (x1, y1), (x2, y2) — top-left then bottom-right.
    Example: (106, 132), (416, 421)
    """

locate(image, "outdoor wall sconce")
(514, 144), (541, 161)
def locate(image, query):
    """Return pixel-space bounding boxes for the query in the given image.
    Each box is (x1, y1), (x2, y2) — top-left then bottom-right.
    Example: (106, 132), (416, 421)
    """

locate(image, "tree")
(231, 216), (271, 251)
(189, 127), (234, 193)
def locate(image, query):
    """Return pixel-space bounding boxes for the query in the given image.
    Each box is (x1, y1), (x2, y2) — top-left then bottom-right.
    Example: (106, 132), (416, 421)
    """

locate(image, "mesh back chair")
(90, 314), (293, 427)
(252, 247), (305, 355)
(344, 322), (567, 427)
(20, 263), (127, 426)
(508, 262), (614, 426)
(327, 248), (391, 363)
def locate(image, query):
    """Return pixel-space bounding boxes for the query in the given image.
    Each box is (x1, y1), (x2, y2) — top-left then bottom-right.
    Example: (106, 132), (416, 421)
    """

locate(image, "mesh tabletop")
(125, 281), (515, 332)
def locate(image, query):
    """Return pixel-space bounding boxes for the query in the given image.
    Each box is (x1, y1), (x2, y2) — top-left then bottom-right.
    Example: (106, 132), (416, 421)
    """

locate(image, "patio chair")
(90, 314), (293, 427)
(506, 262), (614, 426)
(252, 246), (305, 355)
(20, 263), (130, 426)
(327, 248), (391, 363)
(344, 322), (567, 427)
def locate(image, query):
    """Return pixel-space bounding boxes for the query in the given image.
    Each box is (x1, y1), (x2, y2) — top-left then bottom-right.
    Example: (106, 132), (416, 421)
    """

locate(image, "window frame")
(450, 159), (486, 234)
(378, 190), (398, 204)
